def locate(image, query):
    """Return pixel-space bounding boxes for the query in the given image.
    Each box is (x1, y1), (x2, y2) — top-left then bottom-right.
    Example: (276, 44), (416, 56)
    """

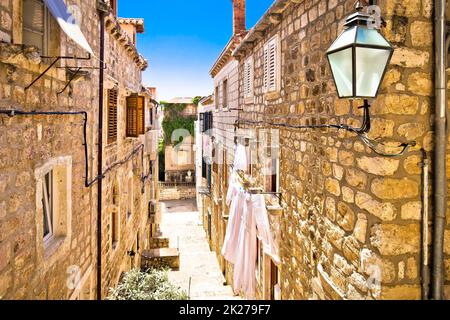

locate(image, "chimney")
(233, 0), (246, 35)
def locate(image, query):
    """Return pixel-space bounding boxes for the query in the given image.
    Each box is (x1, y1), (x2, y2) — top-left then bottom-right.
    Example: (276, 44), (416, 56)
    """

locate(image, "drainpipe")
(97, 4), (107, 301)
(421, 149), (430, 299)
(433, 0), (447, 301)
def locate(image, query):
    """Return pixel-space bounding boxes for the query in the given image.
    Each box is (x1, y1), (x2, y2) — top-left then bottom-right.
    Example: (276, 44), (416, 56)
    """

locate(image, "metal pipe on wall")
(421, 149), (430, 299)
(433, 0), (447, 301)
(96, 5), (106, 301)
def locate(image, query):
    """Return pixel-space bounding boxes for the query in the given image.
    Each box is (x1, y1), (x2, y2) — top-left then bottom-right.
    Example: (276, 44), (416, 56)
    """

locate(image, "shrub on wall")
(161, 102), (196, 145)
(108, 268), (188, 300)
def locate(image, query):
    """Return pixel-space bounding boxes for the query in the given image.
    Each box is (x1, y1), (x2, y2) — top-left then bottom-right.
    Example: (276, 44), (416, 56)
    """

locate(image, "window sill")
(244, 97), (254, 105)
(0, 43), (42, 66)
(264, 91), (281, 101)
(106, 141), (118, 149)
(44, 236), (67, 261)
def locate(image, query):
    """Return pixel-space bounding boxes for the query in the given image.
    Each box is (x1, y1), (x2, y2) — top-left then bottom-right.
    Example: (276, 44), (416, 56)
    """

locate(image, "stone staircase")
(141, 248), (180, 270)
(142, 236), (180, 270)
(149, 236), (170, 249)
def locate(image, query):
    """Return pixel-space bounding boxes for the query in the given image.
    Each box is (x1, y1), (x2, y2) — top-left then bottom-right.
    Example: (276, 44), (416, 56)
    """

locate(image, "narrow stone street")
(160, 200), (240, 300)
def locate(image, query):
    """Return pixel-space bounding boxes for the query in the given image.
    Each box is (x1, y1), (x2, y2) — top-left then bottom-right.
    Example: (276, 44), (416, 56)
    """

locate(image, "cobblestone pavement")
(160, 199), (241, 300)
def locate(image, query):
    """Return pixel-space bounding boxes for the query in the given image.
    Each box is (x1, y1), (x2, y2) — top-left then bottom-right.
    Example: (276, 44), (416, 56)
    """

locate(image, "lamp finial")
(354, 1), (364, 12)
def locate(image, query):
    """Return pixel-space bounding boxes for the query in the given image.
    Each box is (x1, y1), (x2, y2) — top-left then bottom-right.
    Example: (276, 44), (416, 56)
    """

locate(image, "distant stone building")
(203, 0), (450, 300)
(163, 97), (197, 183)
(0, 0), (160, 300)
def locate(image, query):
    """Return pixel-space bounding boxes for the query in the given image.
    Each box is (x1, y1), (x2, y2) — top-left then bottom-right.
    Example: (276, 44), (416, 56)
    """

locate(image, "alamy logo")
(367, 5), (382, 30)
(66, 265), (81, 290)
(67, 5), (82, 27)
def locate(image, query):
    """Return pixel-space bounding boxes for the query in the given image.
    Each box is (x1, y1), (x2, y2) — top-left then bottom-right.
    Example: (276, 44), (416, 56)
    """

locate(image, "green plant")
(192, 96), (202, 106)
(161, 102), (196, 145)
(108, 268), (188, 300)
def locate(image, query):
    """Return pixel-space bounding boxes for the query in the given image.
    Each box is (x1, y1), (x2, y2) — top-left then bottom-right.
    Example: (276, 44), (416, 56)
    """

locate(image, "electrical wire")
(234, 117), (415, 157)
(0, 109), (149, 189)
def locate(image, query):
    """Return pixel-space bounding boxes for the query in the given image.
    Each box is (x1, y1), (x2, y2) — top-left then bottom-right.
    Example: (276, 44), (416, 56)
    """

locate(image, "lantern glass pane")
(355, 47), (391, 97)
(356, 27), (391, 47)
(328, 48), (353, 97)
(327, 26), (357, 52)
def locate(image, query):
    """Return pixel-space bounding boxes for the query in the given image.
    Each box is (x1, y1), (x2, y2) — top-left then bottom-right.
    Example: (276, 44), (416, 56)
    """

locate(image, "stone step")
(149, 236), (170, 249)
(141, 248), (180, 270)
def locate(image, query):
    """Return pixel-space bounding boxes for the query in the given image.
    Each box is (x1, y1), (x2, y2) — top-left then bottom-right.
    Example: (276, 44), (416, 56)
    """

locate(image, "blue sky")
(119, 0), (274, 101)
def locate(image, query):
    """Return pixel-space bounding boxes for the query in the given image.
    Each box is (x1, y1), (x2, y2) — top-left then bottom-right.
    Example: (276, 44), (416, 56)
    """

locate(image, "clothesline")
(222, 168), (281, 299)
(226, 165), (283, 206)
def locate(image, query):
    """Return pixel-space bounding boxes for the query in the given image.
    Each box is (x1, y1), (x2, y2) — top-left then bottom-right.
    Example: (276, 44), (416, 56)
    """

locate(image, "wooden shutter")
(263, 44), (269, 92)
(107, 89), (118, 144)
(244, 58), (253, 98)
(263, 37), (278, 92)
(126, 95), (145, 137)
(137, 96), (145, 135)
(268, 38), (278, 91)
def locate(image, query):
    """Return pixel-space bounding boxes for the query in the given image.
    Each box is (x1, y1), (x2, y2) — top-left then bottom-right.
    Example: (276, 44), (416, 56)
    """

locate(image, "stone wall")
(159, 183), (197, 201)
(233, 0), (443, 300)
(0, 0), (158, 299)
(0, 0), (100, 300)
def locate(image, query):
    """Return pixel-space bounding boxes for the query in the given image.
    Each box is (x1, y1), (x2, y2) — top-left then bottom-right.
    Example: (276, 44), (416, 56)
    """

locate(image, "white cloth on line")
(233, 144), (248, 171)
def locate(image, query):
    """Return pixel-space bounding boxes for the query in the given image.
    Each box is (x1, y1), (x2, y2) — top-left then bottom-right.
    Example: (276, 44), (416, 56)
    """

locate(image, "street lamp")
(326, 2), (393, 99)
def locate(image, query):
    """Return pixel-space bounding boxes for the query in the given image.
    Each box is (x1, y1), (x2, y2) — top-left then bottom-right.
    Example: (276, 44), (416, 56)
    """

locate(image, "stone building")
(0, 0), (160, 300)
(163, 97), (197, 183)
(197, 0), (248, 287)
(203, 0), (450, 300)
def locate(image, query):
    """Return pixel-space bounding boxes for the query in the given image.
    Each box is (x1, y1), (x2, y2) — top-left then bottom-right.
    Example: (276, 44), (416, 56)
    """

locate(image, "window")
(126, 95), (145, 137)
(245, 138), (252, 175)
(215, 86), (219, 110)
(244, 57), (254, 98)
(136, 233), (140, 252)
(200, 113), (205, 132)
(270, 261), (279, 300)
(127, 177), (133, 221)
(203, 112), (213, 136)
(42, 171), (53, 241)
(36, 156), (72, 260)
(107, 89), (118, 144)
(23, 0), (50, 54)
(222, 79), (228, 109)
(111, 210), (119, 250)
(149, 107), (154, 126)
(263, 36), (280, 93)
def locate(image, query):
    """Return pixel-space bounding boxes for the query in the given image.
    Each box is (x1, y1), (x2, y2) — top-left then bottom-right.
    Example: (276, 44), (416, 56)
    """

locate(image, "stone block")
(371, 178), (419, 200)
(370, 224), (420, 256)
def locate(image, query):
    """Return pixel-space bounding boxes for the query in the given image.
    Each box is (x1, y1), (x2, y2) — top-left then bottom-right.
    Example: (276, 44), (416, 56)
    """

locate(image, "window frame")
(22, 0), (51, 55)
(35, 156), (73, 266)
(263, 35), (281, 93)
(214, 86), (220, 111)
(111, 209), (120, 251)
(42, 171), (54, 243)
(222, 78), (228, 110)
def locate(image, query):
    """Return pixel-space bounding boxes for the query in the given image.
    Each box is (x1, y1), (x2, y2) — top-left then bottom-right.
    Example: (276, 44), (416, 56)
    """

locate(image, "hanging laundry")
(233, 144), (248, 171)
(221, 183), (246, 264)
(232, 194), (280, 299)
